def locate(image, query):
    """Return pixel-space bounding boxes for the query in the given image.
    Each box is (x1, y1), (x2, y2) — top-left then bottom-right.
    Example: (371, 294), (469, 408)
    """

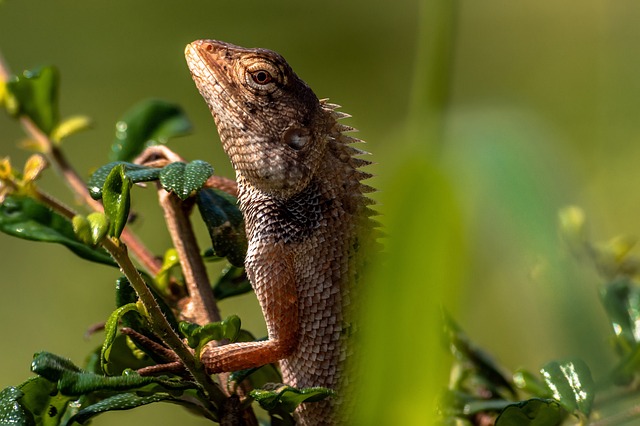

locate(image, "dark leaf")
(159, 160), (214, 200)
(31, 352), (197, 395)
(6, 66), (59, 135)
(0, 386), (34, 425)
(67, 392), (174, 425)
(0, 195), (114, 266)
(444, 313), (516, 397)
(495, 399), (566, 426)
(213, 266), (252, 300)
(250, 385), (334, 413)
(600, 278), (640, 351)
(102, 165), (131, 238)
(110, 99), (192, 162)
(87, 162), (161, 200)
(18, 377), (79, 426)
(197, 188), (247, 267)
(540, 359), (594, 417)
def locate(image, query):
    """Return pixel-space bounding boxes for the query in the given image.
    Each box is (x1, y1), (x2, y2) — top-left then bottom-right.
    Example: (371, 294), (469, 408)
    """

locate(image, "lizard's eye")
(251, 70), (272, 85)
(244, 59), (282, 92)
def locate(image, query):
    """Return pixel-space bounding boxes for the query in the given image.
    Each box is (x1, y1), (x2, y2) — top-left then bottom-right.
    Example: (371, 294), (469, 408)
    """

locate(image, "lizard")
(185, 39), (375, 425)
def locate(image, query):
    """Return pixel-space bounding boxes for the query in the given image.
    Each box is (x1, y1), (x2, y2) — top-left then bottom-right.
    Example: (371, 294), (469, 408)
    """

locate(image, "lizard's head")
(185, 39), (330, 198)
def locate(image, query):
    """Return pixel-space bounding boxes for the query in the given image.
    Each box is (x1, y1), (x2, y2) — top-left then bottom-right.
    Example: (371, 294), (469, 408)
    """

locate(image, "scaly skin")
(185, 40), (373, 425)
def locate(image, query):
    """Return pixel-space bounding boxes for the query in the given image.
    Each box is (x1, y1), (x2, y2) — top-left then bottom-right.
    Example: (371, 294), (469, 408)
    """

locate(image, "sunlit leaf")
(50, 115), (91, 143)
(6, 66), (59, 135)
(540, 359), (594, 417)
(22, 154), (47, 184)
(102, 164), (131, 238)
(159, 160), (214, 200)
(495, 399), (565, 426)
(250, 385), (334, 413)
(0, 195), (115, 265)
(110, 99), (192, 162)
(197, 188), (246, 267)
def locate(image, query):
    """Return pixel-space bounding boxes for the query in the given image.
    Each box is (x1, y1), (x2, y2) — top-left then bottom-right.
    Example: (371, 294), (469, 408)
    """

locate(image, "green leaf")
(213, 265), (252, 300)
(6, 67), (59, 135)
(179, 316), (241, 356)
(101, 303), (142, 375)
(102, 164), (131, 238)
(159, 160), (214, 200)
(600, 278), (640, 351)
(18, 377), (79, 426)
(50, 115), (91, 144)
(0, 386), (34, 425)
(110, 99), (192, 162)
(67, 392), (175, 425)
(250, 385), (334, 413)
(197, 189), (247, 267)
(87, 162), (161, 200)
(513, 369), (551, 398)
(444, 313), (516, 397)
(495, 399), (566, 426)
(540, 359), (594, 417)
(0, 195), (115, 266)
(31, 352), (197, 395)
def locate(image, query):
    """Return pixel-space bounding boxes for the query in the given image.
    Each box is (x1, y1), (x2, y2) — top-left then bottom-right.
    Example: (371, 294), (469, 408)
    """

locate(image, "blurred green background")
(1, 0), (638, 424)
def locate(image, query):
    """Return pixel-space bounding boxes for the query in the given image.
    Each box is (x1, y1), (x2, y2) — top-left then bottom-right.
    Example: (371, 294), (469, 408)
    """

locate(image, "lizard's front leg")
(200, 242), (299, 374)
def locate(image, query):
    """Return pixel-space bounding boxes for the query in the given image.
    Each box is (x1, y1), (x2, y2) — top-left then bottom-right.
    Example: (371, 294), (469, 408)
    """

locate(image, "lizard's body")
(185, 40), (373, 425)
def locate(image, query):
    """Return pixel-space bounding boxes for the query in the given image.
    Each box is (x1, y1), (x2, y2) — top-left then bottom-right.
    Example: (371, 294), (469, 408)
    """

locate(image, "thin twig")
(102, 236), (226, 406)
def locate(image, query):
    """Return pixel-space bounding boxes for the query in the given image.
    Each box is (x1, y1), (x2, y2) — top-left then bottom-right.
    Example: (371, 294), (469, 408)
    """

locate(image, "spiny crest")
(320, 99), (379, 223)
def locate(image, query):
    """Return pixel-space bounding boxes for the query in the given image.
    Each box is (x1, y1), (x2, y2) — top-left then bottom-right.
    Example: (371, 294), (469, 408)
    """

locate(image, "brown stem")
(159, 190), (220, 325)
(135, 145), (221, 325)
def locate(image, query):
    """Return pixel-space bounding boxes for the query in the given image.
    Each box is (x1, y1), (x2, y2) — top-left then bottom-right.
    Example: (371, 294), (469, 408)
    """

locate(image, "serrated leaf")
(213, 265), (252, 300)
(541, 359), (594, 417)
(495, 399), (566, 426)
(197, 188), (247, 267)
(101, 303), (141, 374)
(0, 386), (33, 425)
(0, 195), (115, 266)
(50, 115), (91, 143)
(250, 385), (334, 413)
(110, 99), (192, 162)
(160, 160), (214, 200)
(179, 316), (241, 356)
(87, 162), (161, 200)
(67, 392), (175, 425)
(31, 352), (197, 395)
(6, 66), (59, 135)
(102, 164), (131, 238)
